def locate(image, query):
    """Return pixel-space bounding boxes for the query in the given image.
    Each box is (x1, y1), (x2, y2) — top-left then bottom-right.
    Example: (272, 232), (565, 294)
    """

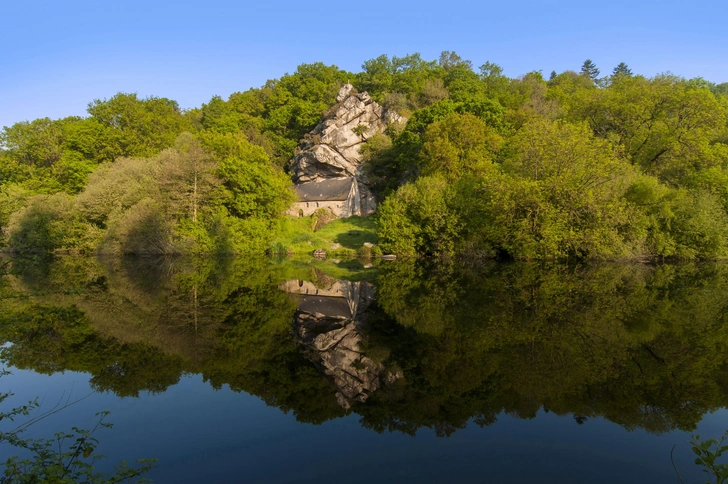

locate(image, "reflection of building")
(280, 277), (391, 409)
(279, 279), (360, 318)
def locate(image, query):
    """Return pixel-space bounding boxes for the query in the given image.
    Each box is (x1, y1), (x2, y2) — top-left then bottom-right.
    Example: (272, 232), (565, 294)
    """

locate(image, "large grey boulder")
(290, 84), (406, 216)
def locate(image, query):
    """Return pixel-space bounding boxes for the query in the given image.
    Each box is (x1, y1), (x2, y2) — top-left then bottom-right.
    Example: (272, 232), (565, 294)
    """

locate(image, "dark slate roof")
(295, 178), (354, 202)
(297, 295), (353, 319)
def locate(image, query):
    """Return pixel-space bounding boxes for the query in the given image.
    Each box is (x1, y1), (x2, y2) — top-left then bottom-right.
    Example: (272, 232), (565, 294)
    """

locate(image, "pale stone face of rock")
(336, 83), (355, 102)
(282, 278), (397, 410)
(289, 84), (407, 217)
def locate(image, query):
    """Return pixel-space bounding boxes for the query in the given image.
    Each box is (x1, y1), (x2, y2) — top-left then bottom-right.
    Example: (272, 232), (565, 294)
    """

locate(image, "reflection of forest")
(2, 257), (728, 436)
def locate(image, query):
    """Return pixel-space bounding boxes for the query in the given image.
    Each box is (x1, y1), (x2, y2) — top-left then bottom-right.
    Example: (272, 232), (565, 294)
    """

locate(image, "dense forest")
(1, 52), (728, 260)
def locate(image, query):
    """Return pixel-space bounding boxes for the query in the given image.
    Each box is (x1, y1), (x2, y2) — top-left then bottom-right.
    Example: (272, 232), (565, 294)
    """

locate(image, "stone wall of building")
(287, 200), (348, 218)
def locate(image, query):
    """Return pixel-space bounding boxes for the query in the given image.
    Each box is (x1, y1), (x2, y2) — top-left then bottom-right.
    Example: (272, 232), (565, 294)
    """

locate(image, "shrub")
(103, 198), (175, 255)
(377, 176), (460, 256)
(670, 189), (728, 259)
(8, 194), (99, 255)
(311, 208), (337, 231)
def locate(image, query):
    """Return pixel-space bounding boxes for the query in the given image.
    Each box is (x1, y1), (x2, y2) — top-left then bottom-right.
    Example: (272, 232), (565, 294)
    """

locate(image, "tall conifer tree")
(612, 62), (633, 77)
(580, 59), (600, 81)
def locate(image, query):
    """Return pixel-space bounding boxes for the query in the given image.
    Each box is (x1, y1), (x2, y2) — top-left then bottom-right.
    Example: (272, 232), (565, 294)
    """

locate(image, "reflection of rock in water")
(280, 278), (386, 409)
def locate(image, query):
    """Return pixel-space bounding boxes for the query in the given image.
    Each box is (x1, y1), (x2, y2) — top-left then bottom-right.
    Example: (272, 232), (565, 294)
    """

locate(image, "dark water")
(2, 256), (728, 483)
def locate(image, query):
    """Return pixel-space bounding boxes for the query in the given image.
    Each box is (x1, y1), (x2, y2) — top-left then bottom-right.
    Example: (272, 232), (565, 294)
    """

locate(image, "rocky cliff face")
(281, 277), (399, 409)
(290, 84), (405, 215)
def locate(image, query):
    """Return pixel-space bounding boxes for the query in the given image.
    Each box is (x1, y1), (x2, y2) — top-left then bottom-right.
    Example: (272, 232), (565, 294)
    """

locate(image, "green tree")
(546, 71), (597, 112)
(357, 53), (442, 115)
(259, 62), (351, 165)
(468, 119), (639, 259)
(580, 59), (600, 81)
(568, 74), (728, 184)
(7, 193), (99, 255)
(87, 92), (192, 162)
(0, 118), (65, 167)
(713, 82), (728, 98)
(201, 132), (294, 220)
(438, 51), (472, 71)
(503, 119), (637, 258)
(0, 117), (101, 194)
(419, 113), (502, 180)
(377, 175), (461, 256)
(479, 62), (510, 98)
(612, 62), (633, 77)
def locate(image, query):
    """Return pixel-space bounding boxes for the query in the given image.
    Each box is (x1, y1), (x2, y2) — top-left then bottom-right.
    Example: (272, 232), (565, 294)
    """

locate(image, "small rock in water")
(313, 249), (327, 259)
(379, 254), (396, 260)
(363, 242), (374, 248)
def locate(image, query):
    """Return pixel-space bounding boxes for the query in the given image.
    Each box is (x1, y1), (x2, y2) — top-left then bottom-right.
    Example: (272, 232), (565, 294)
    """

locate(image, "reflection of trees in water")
(369, 260), (728, 435)
(2, 257), (728, 435)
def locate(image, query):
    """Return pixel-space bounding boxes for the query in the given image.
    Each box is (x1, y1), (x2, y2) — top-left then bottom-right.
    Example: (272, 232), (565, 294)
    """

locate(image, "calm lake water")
(2, 256), (728, 483)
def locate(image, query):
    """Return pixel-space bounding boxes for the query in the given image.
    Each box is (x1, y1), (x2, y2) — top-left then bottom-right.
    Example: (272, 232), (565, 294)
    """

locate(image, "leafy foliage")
(688, 431), (728, 484)
(0, 370), (156, 483)
(5, 131), (293, 255)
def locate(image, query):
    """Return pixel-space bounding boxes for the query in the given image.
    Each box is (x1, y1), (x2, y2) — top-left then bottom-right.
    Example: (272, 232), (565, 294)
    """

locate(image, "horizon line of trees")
(1, 52), (727, 259)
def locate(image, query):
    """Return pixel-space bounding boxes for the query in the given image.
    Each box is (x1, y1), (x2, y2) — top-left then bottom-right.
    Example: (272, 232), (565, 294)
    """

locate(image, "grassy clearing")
(270, 215), (379, 257)
(271, 256), (380, 282)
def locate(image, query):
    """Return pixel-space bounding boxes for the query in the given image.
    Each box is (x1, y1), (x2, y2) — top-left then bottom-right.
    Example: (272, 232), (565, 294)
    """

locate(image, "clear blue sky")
(2, 0), (726, 128)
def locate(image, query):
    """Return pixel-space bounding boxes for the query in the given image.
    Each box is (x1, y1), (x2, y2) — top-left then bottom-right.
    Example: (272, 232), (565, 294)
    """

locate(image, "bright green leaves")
(9, 130), (294, 255)
(357, 53), (441, 110)
(376, 57), (728, 261)
(624, 176), (728, 259)
(218, 157), (293, 220)
(229, 61), (352, 166)
(200, 130), (294, 221)
(0, 117), (65, 167)
(87, 92), (193, 162)
(379, 119), (639, 259)
(0, 93), (193, 206)
(420, 113), (502, 180)
(564, 74), (728, 183)
(377, 176), (461, 257)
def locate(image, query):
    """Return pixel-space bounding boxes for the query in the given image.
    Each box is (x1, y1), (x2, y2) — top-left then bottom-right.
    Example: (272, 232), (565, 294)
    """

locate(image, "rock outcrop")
(289, 84), (405, 216)
(280, 277), (398, 409)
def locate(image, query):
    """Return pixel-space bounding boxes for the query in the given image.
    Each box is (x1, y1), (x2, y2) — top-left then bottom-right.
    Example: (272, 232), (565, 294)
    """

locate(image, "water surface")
(1, 256), (727, 483)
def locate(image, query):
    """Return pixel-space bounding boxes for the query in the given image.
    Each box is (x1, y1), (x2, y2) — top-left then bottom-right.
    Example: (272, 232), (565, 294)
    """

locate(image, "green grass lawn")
(271, 256), (380, 282)
(270, 215), (379, 257)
